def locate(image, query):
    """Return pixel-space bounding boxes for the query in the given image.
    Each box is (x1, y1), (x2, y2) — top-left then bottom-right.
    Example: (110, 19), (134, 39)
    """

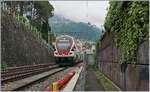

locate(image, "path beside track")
(85, 67), (105, 91)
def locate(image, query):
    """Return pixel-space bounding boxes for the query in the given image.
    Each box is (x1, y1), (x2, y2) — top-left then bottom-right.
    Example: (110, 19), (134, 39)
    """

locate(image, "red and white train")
(53, 35), (83, 65)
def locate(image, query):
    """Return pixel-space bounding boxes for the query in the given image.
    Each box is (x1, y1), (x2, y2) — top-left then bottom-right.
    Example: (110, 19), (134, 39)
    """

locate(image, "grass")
(1, 63), (8, 70)
(94, 68), (122, 91)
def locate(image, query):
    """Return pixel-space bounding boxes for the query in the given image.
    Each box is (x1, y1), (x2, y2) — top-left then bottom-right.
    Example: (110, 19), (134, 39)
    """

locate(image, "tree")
(2, 1), (54, 42)
(33, 1), (54, 42)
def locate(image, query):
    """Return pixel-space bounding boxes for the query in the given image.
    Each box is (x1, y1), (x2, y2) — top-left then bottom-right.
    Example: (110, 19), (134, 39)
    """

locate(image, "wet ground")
(85, 66), (105, 91)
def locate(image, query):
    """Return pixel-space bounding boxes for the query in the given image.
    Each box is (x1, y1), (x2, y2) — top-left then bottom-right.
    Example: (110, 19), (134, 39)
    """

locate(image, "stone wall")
(1, 12), (54, 67)
(98, 31), (149, 91)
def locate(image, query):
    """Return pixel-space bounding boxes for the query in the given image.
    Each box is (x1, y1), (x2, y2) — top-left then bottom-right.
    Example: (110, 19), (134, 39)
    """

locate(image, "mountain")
(48, 15), (102, 41)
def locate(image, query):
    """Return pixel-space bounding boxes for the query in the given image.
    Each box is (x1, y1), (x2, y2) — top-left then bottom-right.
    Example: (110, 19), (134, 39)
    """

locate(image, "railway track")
(1, 63), (68, 91)
(1, 63), (82, 91)
(2, 67), (67, 91)
(2, 63), (56, 74)
(1, 63), (59, 84)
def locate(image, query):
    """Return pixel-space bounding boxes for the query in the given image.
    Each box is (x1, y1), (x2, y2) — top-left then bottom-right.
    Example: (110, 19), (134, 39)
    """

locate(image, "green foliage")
(94, 40), (100, 68)
(17, 14), (39, 33)
(1, 63), (8, 70)
(104, 1), (149, 63)
(34, 1), (54, 20)
(48, 50), (53, 56)
(49, 32), (56, 45)
(33, 1), (54, 42)
(2, 1), (54, 42)
(41, 20), (49, 42)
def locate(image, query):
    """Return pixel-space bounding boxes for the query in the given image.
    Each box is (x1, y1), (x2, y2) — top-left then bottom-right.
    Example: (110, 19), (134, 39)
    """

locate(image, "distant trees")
(50, 16), (102, 41)
(1, 1), (54, 42)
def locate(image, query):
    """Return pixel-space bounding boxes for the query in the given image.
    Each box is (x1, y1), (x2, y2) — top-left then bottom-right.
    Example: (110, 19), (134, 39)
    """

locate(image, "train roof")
(56, 35), (74, 40)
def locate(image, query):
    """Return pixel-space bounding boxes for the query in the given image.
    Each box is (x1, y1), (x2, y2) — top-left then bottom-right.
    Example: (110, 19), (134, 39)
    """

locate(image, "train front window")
(57, 43), (70, 50)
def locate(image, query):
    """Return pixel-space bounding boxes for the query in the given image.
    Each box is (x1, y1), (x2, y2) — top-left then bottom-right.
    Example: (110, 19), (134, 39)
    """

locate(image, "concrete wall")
(1, 12), (54, 67)
(83, 51), (94, 65)
(99, 31), (149, 91)
(87, 54), (94, 65)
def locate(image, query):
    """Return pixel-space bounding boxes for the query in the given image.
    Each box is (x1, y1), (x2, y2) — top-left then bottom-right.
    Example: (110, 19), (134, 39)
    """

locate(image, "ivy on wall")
(104, 1), (149, 64)
(94, 40), (100, 68)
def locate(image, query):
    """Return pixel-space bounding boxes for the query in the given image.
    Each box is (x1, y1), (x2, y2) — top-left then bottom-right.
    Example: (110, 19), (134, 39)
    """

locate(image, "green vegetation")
(49, 32), (56, 45)
(83, 42), (92, 49)
(104, 1), (149, 64)
(1, 1), (54, 42)
(95, 69), (121, 91)
(48, 50), (53, 56)
(93, 40), (100, 68)
(49, 15), (102, 41)
(1, 63), (8, 70)
(17, 14), (38, 33)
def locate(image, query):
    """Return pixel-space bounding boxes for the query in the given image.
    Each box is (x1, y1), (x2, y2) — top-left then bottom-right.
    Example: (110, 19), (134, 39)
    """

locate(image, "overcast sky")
(49, 1), (109, 28)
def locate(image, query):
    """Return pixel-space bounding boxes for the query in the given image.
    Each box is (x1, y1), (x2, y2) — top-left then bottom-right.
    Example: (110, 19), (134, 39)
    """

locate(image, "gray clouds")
(49, 1), (109, 28)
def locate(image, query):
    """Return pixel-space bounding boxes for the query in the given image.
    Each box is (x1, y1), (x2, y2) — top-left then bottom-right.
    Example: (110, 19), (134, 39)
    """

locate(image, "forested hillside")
(49, 15), (103, 41)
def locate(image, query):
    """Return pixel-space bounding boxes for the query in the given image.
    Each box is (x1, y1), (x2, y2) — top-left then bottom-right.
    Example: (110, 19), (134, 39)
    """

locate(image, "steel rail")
(2, 67), (67, 91)
(1, 65), (59, 83)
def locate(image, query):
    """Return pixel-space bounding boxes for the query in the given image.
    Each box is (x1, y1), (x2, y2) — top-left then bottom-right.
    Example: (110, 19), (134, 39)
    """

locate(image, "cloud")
(49, 1), (109, 28)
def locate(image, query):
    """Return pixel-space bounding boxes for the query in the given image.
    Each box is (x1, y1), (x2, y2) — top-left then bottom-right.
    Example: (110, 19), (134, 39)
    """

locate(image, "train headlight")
(54, 52), (58, 55)
(71, 46), (76, 51)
